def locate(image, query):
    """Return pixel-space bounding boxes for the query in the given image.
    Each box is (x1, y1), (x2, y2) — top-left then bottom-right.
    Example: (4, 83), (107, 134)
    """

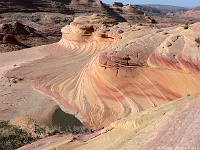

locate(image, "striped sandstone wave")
(6, 17), (200, 130)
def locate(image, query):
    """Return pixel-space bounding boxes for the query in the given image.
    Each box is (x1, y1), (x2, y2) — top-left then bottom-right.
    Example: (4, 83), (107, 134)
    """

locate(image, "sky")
(101, 0), (200, 8)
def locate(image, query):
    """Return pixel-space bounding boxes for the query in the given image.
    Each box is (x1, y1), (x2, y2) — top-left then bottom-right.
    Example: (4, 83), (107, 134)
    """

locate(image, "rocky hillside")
(109, 2), (155, 23)
(0, 0), (157, 52)
(0, 0), (72, 13)
(193, 6), (200, 10)
(134, 5), (162, 15)
(0, 0), (153, 23)
(139, 4), (189, 15)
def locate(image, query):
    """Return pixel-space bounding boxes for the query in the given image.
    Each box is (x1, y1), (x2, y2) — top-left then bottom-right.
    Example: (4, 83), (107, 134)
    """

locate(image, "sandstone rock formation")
(18, 91), (200, 150)
(0, 0), (200, 148)
(69, 14), (117, 36)
(1, 9), (200, 148)
(3, 13), (200, 132)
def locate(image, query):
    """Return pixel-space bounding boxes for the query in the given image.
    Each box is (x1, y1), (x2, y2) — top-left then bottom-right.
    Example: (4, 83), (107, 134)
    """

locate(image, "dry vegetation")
(0, 120), (39, 150)
(0, 120), (91, 149)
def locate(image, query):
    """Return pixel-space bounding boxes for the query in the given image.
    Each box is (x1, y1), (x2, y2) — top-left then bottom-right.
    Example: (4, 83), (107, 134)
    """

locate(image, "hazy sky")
(102, 0), (200, 8)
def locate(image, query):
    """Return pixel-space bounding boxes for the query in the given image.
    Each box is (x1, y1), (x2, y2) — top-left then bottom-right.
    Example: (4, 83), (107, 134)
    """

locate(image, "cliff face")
(0, 0), (72, 13)
(0, 0), (154, 24)
(0, 0), (104, 13)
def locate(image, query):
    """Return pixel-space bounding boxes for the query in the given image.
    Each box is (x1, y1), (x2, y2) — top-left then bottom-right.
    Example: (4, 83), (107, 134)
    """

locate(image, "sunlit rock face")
(7, 15), (200, 130)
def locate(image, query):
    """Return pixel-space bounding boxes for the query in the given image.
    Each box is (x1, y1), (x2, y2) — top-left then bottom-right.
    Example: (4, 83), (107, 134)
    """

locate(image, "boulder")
(0, 21), (36, 35)
(3, 34), (18, 42)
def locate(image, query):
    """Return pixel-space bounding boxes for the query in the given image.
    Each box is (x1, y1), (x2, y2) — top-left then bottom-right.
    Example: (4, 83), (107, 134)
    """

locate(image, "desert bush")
(46, 124), (91, 136)
(195, 37), (200, 44)
(0, 120), (91, 149)
(61, 126), (91, 135)
(0, 120), (40, 150)
(8, 76), (24, 84)
(183, 23), (189, 29)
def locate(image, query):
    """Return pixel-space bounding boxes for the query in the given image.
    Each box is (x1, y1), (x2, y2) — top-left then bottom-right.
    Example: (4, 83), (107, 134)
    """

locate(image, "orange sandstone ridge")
(3, 15), (200, 132)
